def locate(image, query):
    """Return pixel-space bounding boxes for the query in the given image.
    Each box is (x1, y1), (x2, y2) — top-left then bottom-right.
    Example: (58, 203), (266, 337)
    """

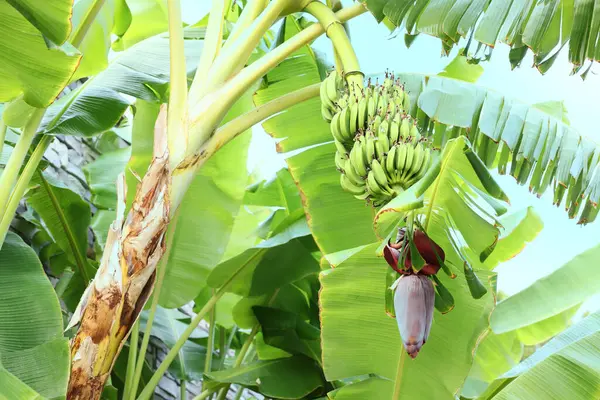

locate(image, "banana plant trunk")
(66, 111), (172, 400)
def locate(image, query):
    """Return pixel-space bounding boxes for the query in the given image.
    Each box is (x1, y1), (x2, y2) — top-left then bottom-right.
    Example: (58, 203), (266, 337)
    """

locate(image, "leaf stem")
(71, 0), (107, 47)
(0, 133), (50, 247)
(0, 120), (7, 158)
(137, 250), (258, 400)
(392, 350), (407, 400)
(221, 0), (268, 51)
(206, 83), (321, 156)
(38, 171), (91, 283)
(203, 290), (217, 389)
(129, 209), (181, 399)
(123, 321), (140, 400)
(187, 3), (367, 153)
(180, 379), (186, 400)
(0, 108), (45, 235)
(303, 1), (363, 89)
(215, 324), (260, 400)
(166, 0), (189, 167)
(191, 0), (292, 109)
(189, 0), (227, 105)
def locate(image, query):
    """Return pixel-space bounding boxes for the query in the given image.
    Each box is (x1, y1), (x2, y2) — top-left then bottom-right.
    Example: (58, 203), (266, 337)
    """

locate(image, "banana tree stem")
(129, 209), (181, 400)
(0, 132), (49, 247)
(304, 1), (363, 90)
(166, 0), (189, 167)
(191, 384), (227, 400)
(123, 321), (140, 400)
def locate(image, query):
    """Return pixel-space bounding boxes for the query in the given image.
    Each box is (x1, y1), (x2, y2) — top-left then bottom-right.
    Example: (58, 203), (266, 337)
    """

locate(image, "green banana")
(344, 159), (364, 184)
(358, 94), (369, 131)
(386, 145), (398, 177)
(372, 159), (391, 188)
(339, 106), (352, 141)
(400, 118), (410, 140)
(364, 133), (376, 164)
(340, 174), (366, 196)
(390, 119), (400, 144)
(351, 137), (368, 176)
(396, 144), (408, 179)
(330, 112), (346, 143)
(405, 142), (423, 180)
(402, 144), (415, 181)
(349, 100), (359, 135)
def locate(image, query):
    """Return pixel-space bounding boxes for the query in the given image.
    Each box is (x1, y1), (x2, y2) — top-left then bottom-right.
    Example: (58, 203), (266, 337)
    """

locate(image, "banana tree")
(1, 0), (600, 399)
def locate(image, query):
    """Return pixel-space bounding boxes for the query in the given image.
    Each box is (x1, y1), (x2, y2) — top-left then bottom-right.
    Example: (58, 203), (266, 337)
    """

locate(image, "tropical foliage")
(1, 1), (600, 400)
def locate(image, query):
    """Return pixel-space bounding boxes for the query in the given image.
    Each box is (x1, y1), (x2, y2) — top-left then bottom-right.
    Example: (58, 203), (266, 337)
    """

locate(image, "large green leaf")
(6, 0), (73, 44)
(394, 72), (600, 225)
(0, 0), (81, 107)
(206, 238), (320, 298)
(26, 173), (91, 278)
(482, 207), (544, 269)
(320, 244), (495, 398)
(41, 29), (204, 137)
(112, 0), (169, 51)
(367, 0), (599, 73)
(491, 241), (600, 334)
(484, 310), (600, 400)
(328, 377), (392, 399)
(207, 355), (324, 399)
(461, 330), (523, 399)
(0, 232), (68, 399)
(83, 147), (131, 210)
(254, 16), (377, 255)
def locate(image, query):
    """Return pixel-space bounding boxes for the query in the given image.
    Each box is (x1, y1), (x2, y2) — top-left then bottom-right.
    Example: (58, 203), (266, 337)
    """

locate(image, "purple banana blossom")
(394, 275), (435, 359)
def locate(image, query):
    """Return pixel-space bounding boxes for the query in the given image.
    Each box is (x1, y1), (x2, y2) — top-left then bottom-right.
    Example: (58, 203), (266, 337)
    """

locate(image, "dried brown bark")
(66, 110), (172, 400)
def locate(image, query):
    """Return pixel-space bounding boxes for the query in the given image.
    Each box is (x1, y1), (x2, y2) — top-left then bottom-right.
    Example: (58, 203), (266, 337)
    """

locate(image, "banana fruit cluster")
(321, 71), (433, 207)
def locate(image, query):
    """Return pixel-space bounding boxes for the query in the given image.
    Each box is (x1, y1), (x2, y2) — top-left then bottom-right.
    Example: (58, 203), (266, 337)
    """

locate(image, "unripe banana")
(344, 159), (363, 184)
(405, 142), (424, 180)
(326, 71), (338, 105)
(358, 94), (369, 131)
(400, 118), (410, 140)
(364, 133), (376, 164)
(390, 120), (400, 144)
(334, 139), (348, 156)
(371, 159), (391, 188)
(339, 106), (352, 142)
(405, 148), (431, 187)
(386, 145), (398, 177)
(402, 144), (415, 181)
(330, 112), (346, 143)
(372, 115), (383, 134)
(351, 138), (368, 177)
(410, 123), (420, 140)
(340, 174), (366, 196)
(396, 144), (408, 177)
(367, 170), (391, 197)
(349, 100), (359, 135)
(321, 77), (334, 110)
(335, 150), (347, 170)
(402, 91), (410, 111)
(367, 96), (376, 118)
(377, 129), (390, 157)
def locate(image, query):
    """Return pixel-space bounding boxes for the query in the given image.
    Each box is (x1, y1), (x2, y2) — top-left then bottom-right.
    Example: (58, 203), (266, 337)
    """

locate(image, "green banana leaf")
(6, 0), (73, 44)
(491, 240), (600, 334)
(41, 29), (204, 138)
(393, 72), (600, 225)
(0, 0), (81, 107)
(206, 355), (324, 399)
(320, 244), (495, 398)
(0, 232), (69, 399)
(365, 0), (599, 73)
(481, 310), (600, 400)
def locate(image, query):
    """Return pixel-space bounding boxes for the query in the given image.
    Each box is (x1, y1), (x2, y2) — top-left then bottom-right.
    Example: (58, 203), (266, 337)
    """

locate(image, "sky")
(180, 2), (600, 303)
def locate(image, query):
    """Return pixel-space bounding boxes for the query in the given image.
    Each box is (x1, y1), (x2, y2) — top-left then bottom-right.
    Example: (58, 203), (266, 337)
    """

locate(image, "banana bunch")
(321, 71), (433, 207)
